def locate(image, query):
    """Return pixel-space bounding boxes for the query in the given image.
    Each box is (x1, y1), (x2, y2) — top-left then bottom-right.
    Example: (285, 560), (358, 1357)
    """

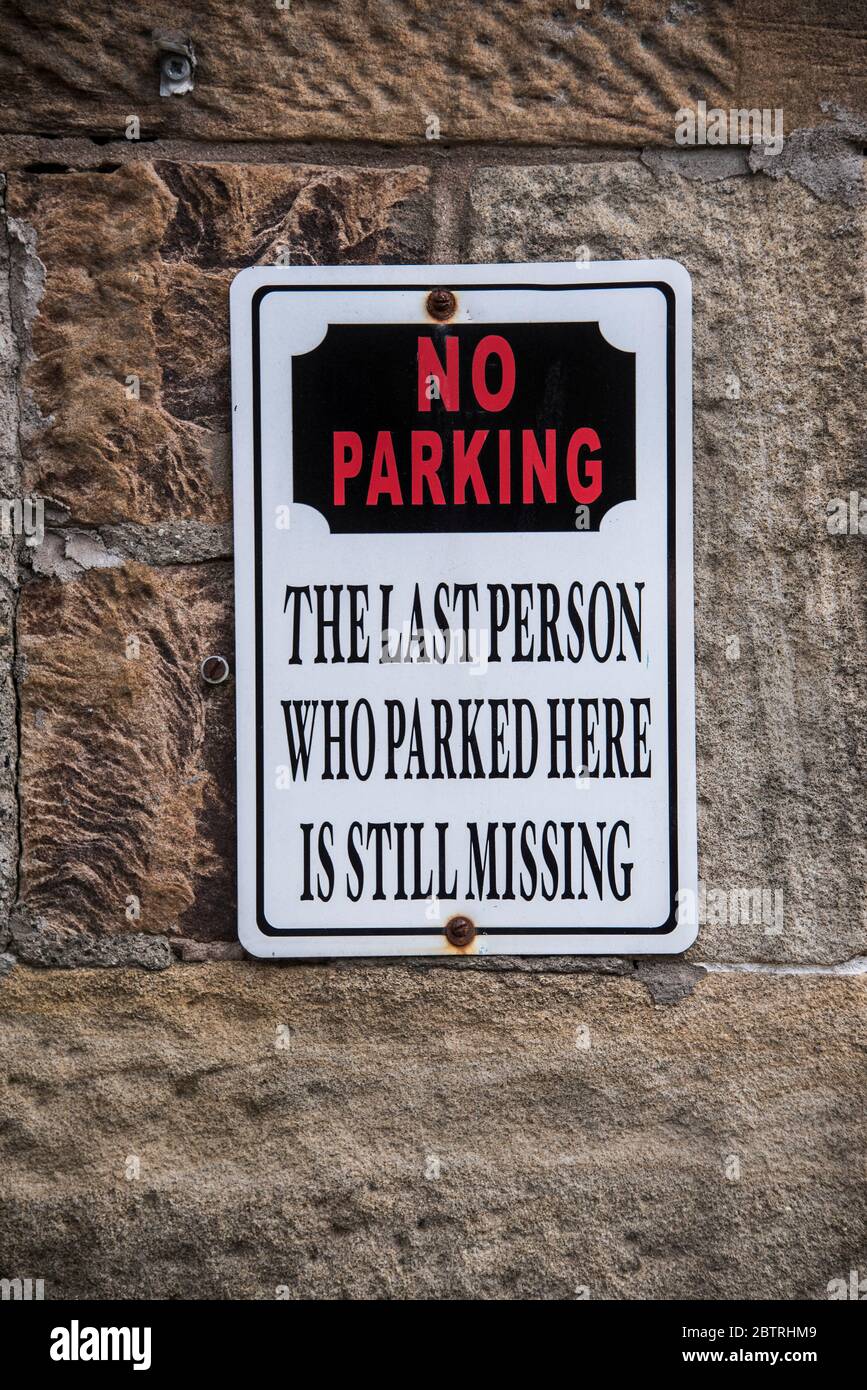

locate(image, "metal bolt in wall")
(200, 655), (230, 686)
(156, 34), (196, 96)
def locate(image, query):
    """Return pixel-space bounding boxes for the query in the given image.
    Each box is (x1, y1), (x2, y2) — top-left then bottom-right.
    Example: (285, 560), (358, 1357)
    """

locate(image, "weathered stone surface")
(738, 2), (867, 135)
(100, 520), (233, 565)
(172, 938), (244, 962)
(1, 2), (865, 146)
(469, 158), (866, 964)
(0, 555), (17, 922)
(748, 107), (867, 207)
(0, 175), (34, 927)
(18, 561), (236, 939)
(30, 528), (124, 582)
(0, 0), (735, 146)
(7, 920), (173, 970)
(30, 521), (234, 575)
(7, 161), (430, 525)
(0, 965), (863, 1299)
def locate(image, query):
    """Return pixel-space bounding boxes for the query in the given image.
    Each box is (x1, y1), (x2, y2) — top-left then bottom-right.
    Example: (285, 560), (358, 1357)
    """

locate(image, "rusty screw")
(426, 288), (457, 321)
(200, 654), (230, 686)
(444, 914), (476, 948)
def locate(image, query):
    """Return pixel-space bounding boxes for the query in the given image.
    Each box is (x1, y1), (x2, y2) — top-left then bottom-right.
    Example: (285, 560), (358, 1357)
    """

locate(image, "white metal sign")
(230, 261), (696, 956)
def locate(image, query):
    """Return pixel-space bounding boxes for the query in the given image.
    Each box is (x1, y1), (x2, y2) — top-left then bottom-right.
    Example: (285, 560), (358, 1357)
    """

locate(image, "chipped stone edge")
(29, 521), (234, 579)
(641, 110), (866, 207)
(0, 186), (46, 936)
(3, 915), (173, 971)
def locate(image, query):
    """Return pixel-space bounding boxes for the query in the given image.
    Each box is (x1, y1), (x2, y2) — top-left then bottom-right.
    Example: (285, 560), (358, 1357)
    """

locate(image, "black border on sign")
(250, 280), (678, 937)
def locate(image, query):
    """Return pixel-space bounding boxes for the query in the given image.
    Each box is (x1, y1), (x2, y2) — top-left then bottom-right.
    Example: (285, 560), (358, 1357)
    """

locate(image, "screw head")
(426, 288), (457, 321)
(162, 53), (192, 83)
(444, 915), (476, 948)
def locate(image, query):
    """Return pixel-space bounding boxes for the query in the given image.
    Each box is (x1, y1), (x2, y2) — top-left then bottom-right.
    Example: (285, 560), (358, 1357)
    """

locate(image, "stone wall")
(0, 1), (864, 1300)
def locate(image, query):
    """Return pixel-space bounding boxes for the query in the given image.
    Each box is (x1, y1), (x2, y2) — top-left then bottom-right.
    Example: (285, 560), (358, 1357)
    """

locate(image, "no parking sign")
(230, 261), (696, 956)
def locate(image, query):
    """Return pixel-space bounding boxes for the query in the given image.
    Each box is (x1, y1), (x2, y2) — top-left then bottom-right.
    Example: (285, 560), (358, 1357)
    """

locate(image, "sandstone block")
(0, 964), (862, 1299)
